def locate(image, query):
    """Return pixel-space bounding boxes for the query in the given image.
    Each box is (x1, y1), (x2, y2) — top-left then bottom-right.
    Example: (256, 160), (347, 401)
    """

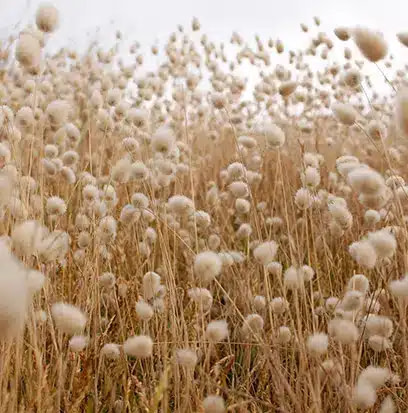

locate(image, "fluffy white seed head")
(123, 335), (153, 358)
(347, 274), (369, 294)
(379, 395), (396, 413)
(277, 326), (291, 344)
(253, 241), (278, 265)
(101, 343), (121, 360)
(69, 335), (88, 352)
(188, 288), (213, 312)
(194, 251), (222, 284)
(0, 243), (30, 340)
(136, 300), (154, 321)
(389, 275), (408, 297)
(367, 229), (396, 259)
(353, 27), (388, 62)
(349, 240), (377, 268)
(203, 395), (225, 413)
(36, 3), (59, 33)
(332, 103), (357, 125)
(395, 88), (408, 137)
(175, 348), (198, 369)
(51, 303), (87, 336)
(328, 319), (359, 345)
(263, 123), (285, 149)
(307, 333), (328, 356)
(206, 320), (229, 342)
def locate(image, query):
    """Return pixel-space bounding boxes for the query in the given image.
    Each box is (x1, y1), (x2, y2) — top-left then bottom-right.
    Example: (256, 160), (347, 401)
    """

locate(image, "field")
(1, 3), (408, 412)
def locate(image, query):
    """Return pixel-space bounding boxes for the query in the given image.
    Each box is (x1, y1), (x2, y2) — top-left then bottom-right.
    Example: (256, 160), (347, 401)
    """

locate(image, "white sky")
(0, 0), (408, 51)
(2, 0), (407, 52)
(1, 0), (407, 98)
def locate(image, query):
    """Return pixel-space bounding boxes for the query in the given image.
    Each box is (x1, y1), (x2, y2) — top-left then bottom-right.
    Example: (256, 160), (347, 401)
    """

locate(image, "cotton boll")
(123, 335), (153, 358)
(203, 395), (225, 413)
(206, 320), (229, 342)
(51, 302), (87, 336)
(306, 333), (328, 356)
(69, 335), (88, 352)
(253, 241), (278, 265)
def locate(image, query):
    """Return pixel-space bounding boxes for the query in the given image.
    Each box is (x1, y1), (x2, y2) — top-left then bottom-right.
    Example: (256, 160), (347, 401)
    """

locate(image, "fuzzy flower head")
(51, 302), (87, 336)
(36, 3), (59, 33)
(194, 251), (222, 284)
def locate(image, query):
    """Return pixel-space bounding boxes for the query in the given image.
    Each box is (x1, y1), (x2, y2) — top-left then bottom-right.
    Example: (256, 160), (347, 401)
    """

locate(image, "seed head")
(123, 335), (153, 358)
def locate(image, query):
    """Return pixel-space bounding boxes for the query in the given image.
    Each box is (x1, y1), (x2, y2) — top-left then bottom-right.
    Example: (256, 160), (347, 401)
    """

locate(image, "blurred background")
(1, 0), (407, 96)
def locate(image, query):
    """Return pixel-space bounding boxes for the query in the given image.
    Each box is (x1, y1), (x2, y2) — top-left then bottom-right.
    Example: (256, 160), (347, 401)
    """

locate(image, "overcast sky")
(1, 0), (407, 97)
(2, 0), (407, 52)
